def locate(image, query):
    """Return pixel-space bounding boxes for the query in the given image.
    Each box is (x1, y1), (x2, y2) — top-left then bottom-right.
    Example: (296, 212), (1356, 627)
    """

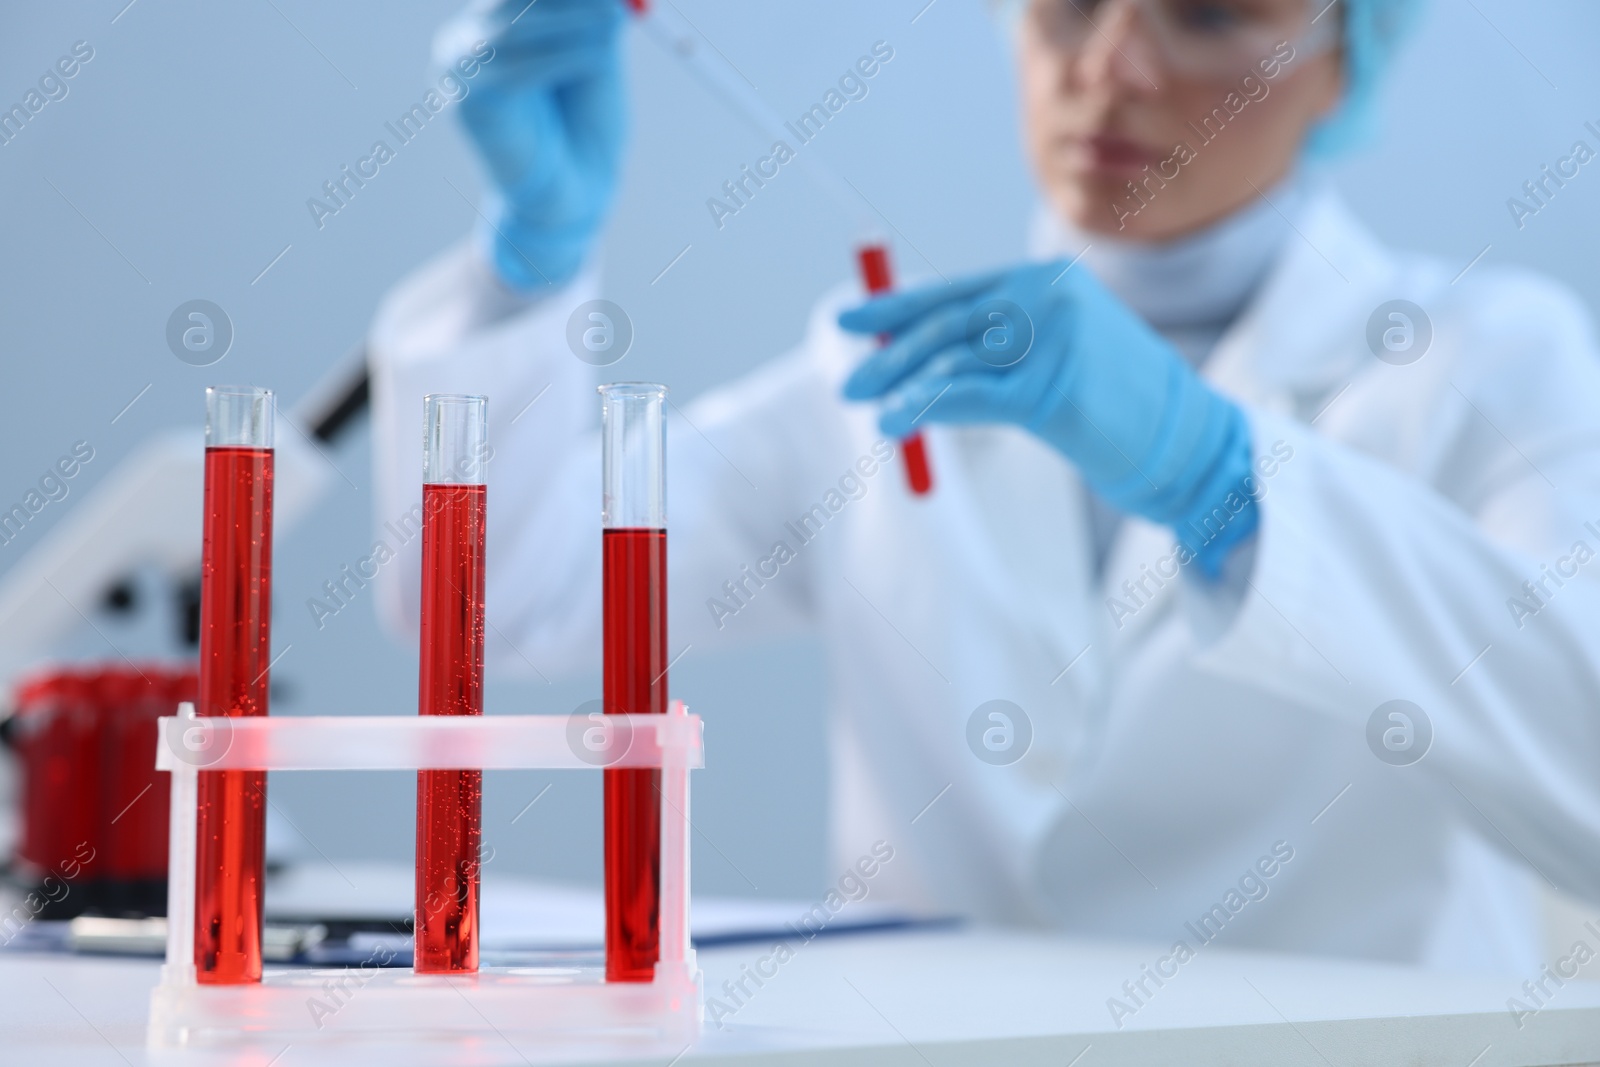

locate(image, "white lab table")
(5, 929), (1599, 1065)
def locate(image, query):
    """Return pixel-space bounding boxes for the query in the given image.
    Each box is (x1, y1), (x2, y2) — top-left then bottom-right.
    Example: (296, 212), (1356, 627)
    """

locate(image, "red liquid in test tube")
(857, 243), (933, 496)
(414, 395), (488, 974)
(195, 387), (274, 985)
(600, 384), (669, 982)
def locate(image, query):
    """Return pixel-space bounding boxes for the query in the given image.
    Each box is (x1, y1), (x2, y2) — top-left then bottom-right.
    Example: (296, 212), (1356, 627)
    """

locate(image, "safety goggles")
(1025, 0), (1341, 82)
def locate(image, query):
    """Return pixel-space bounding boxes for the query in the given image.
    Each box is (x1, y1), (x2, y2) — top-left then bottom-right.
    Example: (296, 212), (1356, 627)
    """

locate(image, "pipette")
(627, 0), (934, 496)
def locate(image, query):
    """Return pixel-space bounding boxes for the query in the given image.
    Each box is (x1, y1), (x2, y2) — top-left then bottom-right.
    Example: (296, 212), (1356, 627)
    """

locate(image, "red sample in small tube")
(856, 243), (932, 496)
(857, 241), (894, 299)
(599, 384), (669, 982)
(414, 395), (488, 975)
(195, 386), (274, 985)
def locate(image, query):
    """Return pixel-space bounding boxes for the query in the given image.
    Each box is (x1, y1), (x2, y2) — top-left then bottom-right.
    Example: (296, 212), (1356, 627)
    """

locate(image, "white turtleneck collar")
(1027, 173), (1312, 574)
(1029, 173), (1310, 367)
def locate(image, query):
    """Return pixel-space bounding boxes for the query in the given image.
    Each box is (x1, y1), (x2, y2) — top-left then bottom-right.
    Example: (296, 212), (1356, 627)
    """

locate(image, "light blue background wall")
(0, 0), (1595, 900)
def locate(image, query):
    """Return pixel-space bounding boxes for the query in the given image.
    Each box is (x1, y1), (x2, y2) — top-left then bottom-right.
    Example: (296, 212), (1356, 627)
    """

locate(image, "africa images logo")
(965, 700), (1032, 766)
(1365, 700), (1432, 767)
(166, 711), (234, 768)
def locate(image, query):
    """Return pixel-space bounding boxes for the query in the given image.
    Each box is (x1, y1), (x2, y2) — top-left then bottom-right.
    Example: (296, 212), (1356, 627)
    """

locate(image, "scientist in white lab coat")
(369, 0), (1600, 978)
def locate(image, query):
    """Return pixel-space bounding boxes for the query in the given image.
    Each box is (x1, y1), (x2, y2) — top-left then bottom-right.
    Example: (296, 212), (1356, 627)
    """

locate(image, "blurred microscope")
(0, 360), (370, 925)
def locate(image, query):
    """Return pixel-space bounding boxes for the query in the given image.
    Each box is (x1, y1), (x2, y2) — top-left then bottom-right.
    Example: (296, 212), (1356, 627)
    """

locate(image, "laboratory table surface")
(4, 928), (1599, 1066)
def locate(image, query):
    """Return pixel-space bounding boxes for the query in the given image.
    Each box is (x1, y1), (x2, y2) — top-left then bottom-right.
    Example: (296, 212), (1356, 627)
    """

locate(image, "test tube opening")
(600, 383), (667, 530)
(416, 393), (488, 975)
(205, 386), (274, 450)
(424, 393), (488, 485)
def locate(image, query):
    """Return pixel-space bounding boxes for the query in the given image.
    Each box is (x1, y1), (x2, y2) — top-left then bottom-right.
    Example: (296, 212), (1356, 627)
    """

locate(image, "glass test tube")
(415, 394), (488, 974)
(856, 242), (932, 496)
(600, 383), (668, 983)
(195, 386), (274, 985)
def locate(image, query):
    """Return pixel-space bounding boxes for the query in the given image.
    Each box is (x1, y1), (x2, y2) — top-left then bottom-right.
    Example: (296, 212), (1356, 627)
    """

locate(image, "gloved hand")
(438, 0), (627, 292)
(840, 261), (1259, 577)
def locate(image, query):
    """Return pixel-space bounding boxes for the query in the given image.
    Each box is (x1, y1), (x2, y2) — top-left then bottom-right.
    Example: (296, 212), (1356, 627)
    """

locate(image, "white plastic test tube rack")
(148, 701), (703, 1052)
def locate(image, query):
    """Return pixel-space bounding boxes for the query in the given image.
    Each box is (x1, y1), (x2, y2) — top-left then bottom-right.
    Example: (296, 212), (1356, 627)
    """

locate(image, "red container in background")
(4, 663), (195, 918)
(97, 668), (186, 911)
(10, 671), (99, 894)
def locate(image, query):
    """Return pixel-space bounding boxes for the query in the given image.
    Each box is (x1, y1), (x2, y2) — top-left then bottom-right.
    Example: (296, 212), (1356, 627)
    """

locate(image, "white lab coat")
(368, 193), (1600, 977)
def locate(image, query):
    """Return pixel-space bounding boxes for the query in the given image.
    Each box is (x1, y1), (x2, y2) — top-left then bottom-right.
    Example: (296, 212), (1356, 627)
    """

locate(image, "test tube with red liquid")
(195, 386), (274, 984)
(599, 383), (668, 982)
(856, 243), (933, 496)
(414, 394), (488, 974)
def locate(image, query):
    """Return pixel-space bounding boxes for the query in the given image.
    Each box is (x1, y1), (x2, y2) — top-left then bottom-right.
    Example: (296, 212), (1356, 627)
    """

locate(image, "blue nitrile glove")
(840, 262), (1259, 577)
(438, 0), (627, 292)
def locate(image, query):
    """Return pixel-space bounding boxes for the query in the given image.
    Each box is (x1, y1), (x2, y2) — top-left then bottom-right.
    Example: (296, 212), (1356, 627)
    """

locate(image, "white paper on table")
(265, 861), (924, 951)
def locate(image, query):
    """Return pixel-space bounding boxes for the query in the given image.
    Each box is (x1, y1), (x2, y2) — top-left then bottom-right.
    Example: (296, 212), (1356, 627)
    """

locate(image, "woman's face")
(1019, 0), (1343, 240)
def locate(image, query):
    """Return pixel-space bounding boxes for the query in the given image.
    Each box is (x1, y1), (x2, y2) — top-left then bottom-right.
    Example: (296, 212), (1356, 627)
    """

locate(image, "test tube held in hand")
(414, 395), (488, 974)
(195, 386), (274, 985)
(856, 243), (933, 496)
(600, 383), (669, 982)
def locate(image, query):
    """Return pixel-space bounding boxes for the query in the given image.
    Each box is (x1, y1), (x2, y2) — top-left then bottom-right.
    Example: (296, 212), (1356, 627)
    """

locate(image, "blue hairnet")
(1303, 0), (1428, 157)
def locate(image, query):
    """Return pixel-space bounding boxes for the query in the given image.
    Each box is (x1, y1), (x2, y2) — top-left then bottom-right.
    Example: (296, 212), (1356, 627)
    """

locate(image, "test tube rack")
(147, 701), (703, 1053)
